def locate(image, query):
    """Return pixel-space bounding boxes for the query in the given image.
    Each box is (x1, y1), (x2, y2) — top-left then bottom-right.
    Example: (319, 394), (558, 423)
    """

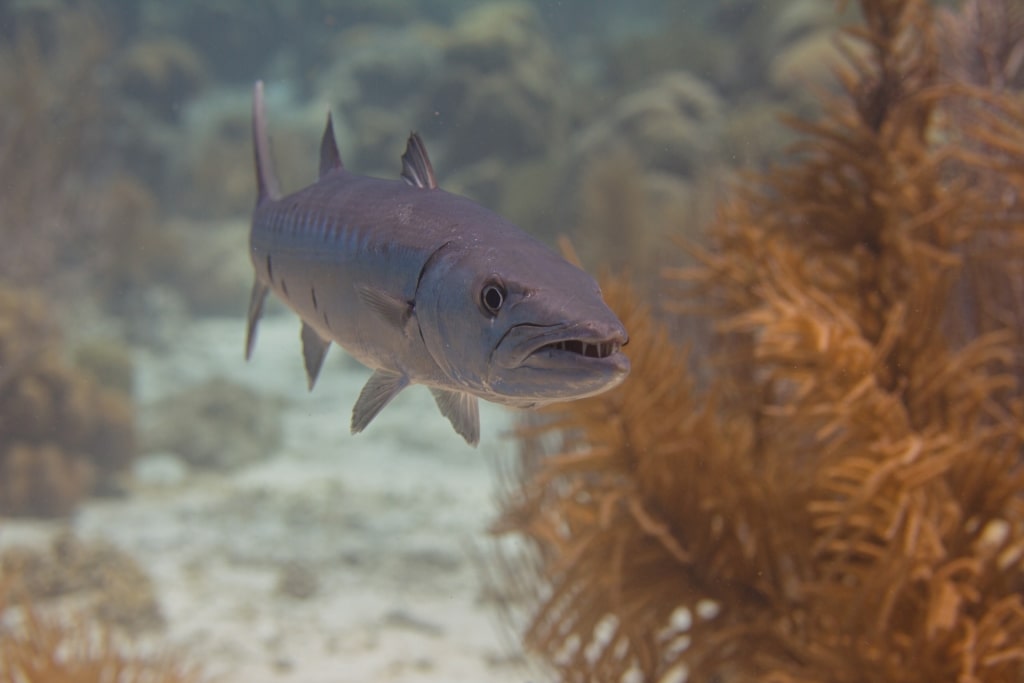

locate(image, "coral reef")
(0, 4), (109, 291)
(141, 377), (284, 471)
(493, 1), (1024, 682)
(570, 146), (707, 283)
(560, 72), (726, 280)
(417, 1), (569, 169)
(0, 287), (136, 517)
(170, 218), (254, 316)
(0, 531), (163, 633)
(172, 87), (321, 219)
(0, 537), (202, 683)
(0, 4), (192, 323)
(116, 36), (207, 120)
(574, 72), (723, 181)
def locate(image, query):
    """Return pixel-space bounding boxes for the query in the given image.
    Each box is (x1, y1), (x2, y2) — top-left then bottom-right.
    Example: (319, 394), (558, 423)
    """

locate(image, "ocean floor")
(2, 312), (540, 683)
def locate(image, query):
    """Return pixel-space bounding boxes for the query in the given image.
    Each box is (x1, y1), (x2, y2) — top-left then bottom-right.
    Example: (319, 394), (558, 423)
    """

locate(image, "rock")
(275, 560), (319, 600)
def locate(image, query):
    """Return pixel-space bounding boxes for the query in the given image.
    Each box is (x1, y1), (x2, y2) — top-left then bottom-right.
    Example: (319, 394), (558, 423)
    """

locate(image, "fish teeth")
(543, 339), (620, 357)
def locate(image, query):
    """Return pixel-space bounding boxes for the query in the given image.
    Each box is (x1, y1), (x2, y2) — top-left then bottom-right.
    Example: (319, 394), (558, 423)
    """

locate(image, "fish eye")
(480, 281), (506, 316)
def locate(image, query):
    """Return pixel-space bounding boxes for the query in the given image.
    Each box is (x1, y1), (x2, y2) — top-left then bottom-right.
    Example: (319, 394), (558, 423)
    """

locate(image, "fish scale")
(245, 81), (629, 446)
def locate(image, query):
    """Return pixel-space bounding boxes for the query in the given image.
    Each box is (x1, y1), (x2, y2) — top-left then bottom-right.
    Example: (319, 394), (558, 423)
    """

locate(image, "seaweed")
(493, 1), (1024, 681)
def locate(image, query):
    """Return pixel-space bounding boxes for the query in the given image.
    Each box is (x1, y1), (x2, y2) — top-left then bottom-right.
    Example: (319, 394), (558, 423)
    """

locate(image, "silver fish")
(245, 81), (629, 445)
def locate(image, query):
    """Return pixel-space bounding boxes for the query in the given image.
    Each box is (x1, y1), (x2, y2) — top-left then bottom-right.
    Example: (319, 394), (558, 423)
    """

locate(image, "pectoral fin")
(356, 285), (413, 332)
(300, 322), (331, 390)
(351, 369), (409, 434)
(245, 278), (270, 360)
(430, 389), (480, 446)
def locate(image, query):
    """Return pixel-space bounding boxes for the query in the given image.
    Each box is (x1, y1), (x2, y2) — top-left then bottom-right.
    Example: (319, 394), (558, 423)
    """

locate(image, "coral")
(88, 175), (186, 311)
(418, 1), (569, 168)
(493, 1), (1024, 682)
(0, 542), (202, 683)
(574, 72), (723, 180)
(768, 28), (858, 95)
(0, 4), (108, 290)
(0, 4), (187, 319)
(939, 0), (1024, 90)
(173, 88), (319, 218)
(141, 377), (283, 471)
(937, 0), (1024, 397)
(116, 36), (207, 119)
(170, 218), (254, 316)
(603, 16), (740, 94)
(0, 286), (136, 517)
(75, 339), (136, 398)
(1, 531), (163, 633)
(571, 146), (697, 281)
(562, 72), (725, 280)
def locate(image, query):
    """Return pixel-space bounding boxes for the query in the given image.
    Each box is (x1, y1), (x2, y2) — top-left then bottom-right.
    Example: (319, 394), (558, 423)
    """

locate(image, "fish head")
(417, 241), (630, 407)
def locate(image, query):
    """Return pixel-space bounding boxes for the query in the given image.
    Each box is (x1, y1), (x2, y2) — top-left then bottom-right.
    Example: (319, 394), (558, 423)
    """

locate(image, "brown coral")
(0, 6), (108, 291)
(0, 550), (201, 683)
(1, 532), (163, 633)
(0, 287), (135, 517)
(494, 1), (1024, 682)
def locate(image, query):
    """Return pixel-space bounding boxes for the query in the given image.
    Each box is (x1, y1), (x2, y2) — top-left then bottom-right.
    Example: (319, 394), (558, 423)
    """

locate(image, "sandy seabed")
(2, 312), (541, 683)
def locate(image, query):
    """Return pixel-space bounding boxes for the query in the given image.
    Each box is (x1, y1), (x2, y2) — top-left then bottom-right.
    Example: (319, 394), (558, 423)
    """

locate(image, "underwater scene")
(2, 0), (1024, 681)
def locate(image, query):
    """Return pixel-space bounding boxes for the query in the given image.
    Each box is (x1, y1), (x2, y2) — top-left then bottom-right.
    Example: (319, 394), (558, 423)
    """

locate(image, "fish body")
(246, 81), (629, 445)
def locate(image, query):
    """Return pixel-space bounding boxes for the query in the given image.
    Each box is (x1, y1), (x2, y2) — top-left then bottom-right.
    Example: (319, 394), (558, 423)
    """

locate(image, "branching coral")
(1, 532), (163, 633)
(0, 566), (202, 683)
(494, 1), (1024, 681)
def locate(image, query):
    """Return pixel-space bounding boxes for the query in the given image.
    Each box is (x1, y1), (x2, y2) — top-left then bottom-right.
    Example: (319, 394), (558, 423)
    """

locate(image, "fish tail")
(252, 80), (282, 206)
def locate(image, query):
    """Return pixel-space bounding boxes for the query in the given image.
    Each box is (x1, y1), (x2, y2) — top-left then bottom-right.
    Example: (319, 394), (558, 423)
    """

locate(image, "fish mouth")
(504, 323), (629, 370)
(488, 322), (630, 406)
(533, 337), (624, 361)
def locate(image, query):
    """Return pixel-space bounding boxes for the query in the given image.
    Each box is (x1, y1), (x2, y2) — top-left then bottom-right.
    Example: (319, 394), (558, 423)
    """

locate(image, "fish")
(245, 81), (629, 446)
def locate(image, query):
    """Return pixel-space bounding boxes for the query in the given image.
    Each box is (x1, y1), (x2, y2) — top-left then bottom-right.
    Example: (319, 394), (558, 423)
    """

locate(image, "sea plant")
(493, 0), (1024, 681)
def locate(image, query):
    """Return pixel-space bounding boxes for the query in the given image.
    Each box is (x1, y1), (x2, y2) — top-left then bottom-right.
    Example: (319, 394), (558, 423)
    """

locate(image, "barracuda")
(245, 81), (629, 445)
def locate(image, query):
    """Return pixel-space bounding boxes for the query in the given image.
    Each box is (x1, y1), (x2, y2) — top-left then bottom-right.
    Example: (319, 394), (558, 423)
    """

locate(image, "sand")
(3, 312), (541, 683)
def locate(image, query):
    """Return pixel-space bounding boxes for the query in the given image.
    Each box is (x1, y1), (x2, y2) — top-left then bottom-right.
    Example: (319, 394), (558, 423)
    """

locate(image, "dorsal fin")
(400, 132), (438, 189)
(251, 80), (282, 205)
(318, 112), (343, 178)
